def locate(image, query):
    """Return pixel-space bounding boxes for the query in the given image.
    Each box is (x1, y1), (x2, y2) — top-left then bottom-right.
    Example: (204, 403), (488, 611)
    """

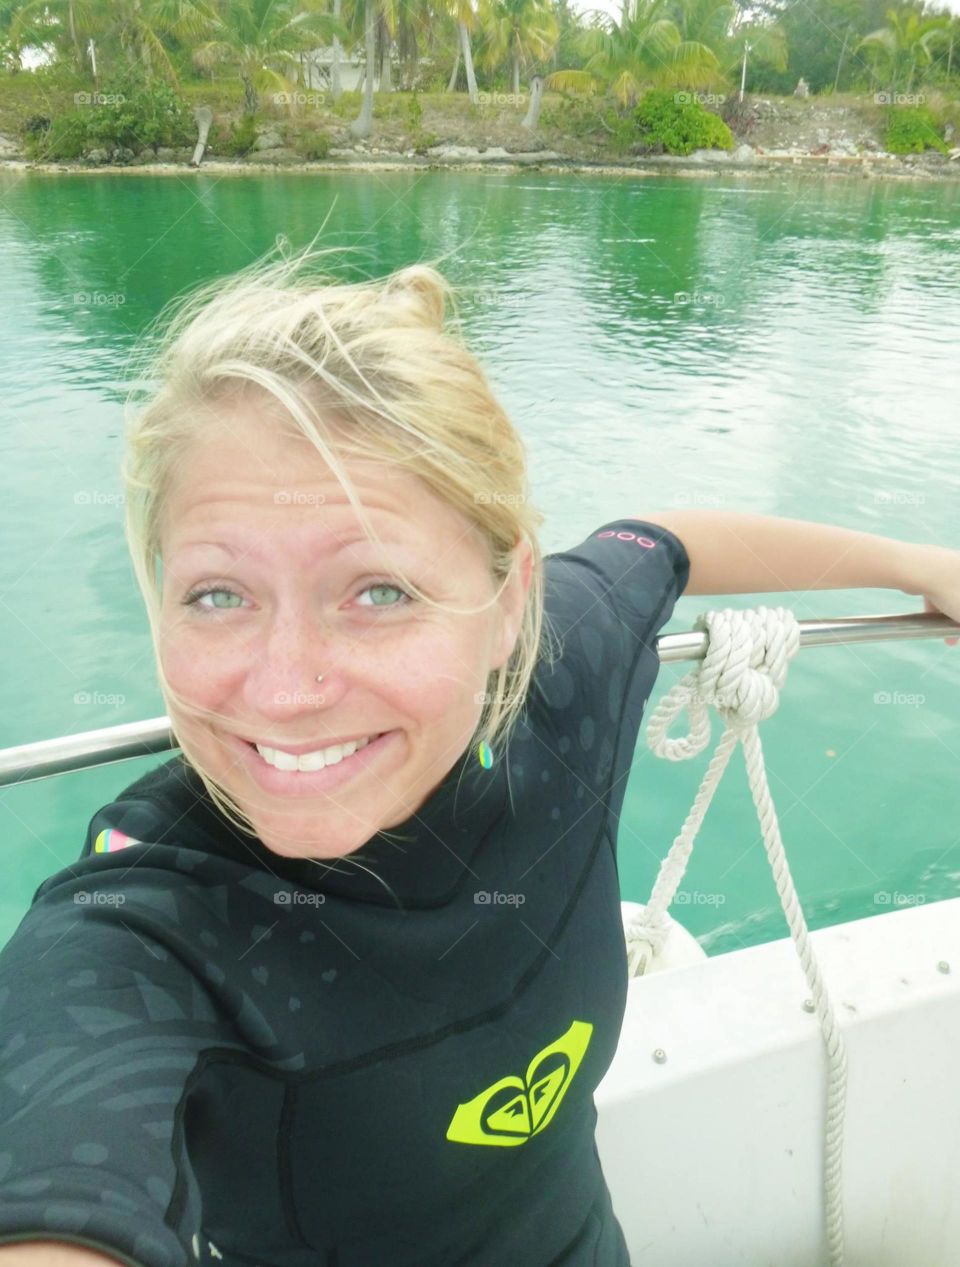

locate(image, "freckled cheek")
(389, 628), (491, 724)
(157, 627), (235, 703)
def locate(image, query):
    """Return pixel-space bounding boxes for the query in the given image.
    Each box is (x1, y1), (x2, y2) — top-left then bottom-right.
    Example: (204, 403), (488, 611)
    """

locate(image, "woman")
(0, 245), (956, 1267)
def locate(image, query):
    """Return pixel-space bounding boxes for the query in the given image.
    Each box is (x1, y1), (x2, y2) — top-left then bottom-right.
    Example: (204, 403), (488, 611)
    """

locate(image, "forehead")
(160, 406), (484, 562)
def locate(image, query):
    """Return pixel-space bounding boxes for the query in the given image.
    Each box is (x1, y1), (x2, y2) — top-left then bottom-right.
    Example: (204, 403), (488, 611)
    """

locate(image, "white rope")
(625, 606), (848, 1267)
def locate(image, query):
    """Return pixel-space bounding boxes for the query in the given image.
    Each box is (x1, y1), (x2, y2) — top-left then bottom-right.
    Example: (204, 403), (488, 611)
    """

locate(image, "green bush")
(221, 113), (258, 156)
(23, 68), (193, 159)
(633, 89), (734, 156)
(293, 131), (331, 160)
(539, 95), (604, 139)
(26, 113), (87, 159)
(411, 129), (440, 153)
(883, 106), (949, 155)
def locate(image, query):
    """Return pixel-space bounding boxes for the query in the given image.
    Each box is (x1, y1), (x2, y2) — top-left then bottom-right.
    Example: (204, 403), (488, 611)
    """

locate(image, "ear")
(490, 537), (534, 671)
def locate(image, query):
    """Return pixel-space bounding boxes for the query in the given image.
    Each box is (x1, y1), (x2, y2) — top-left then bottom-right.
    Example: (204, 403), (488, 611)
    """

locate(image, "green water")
(1, 168), (958, 956)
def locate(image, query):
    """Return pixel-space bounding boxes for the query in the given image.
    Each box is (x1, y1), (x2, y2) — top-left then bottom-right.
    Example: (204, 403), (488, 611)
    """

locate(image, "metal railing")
(0, 610), (955, 790)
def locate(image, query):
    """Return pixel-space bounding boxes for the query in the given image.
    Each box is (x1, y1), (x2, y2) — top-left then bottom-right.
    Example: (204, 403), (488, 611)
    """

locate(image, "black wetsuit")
(0, 518), (689, 1267)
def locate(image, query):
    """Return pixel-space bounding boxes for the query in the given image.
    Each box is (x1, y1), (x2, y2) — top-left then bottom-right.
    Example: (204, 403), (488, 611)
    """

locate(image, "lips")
(240, 733), (385, 756)
(228, 729), (399, 798)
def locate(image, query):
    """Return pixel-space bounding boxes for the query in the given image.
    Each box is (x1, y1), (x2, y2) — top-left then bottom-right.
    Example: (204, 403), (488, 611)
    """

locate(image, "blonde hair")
(121, 239), (557, 841)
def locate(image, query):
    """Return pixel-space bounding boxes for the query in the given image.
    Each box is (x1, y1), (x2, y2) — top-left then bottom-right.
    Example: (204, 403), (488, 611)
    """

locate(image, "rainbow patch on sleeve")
(93, 828), (143, 854)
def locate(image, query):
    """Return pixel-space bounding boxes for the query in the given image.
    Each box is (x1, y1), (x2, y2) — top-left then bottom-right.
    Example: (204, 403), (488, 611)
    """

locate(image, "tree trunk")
(833, 31), (847, 93)
(380, 27), (393, 92)
(331, 0), (343, 101)
(447, 48), (461, 91)
(242, 71), (258, 116)
(190, 105), (213, 167)
(68, 0), (83, 69)
(521, 74), (543, 130)
(350, 0), (377, 138)
(459, 20), (479, 104)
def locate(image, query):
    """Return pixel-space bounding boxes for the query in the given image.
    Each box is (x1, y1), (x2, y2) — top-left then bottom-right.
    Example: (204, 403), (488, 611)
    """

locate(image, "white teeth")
(255, 736), (372, 772)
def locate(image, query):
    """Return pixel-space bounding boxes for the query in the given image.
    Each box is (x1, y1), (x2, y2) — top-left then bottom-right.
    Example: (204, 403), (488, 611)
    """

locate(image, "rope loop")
(647, 606), (801, 758)
(632, 604), (846, 1266)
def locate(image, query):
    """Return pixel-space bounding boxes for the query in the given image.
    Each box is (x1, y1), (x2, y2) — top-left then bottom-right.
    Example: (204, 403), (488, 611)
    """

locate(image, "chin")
(254, 816), (376, 860)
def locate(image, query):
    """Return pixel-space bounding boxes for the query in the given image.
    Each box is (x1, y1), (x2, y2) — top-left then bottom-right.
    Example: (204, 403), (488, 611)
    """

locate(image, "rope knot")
(647, 606), (801, 759)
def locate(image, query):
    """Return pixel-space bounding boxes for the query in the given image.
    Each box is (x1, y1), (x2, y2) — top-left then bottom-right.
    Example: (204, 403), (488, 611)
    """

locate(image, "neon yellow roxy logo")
(445, 1020), (592, 1147)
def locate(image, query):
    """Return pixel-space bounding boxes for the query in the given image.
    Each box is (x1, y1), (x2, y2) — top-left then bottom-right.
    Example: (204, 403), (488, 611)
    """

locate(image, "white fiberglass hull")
(596, 897), (960, 1266)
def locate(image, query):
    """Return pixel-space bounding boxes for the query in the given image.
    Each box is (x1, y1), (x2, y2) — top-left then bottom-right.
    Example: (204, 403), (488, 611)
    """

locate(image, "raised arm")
(631, 511), (960, 643)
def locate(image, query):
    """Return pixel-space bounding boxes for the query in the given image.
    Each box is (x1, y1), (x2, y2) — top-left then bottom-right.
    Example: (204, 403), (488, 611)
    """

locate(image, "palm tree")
(721, 13), (787, 94)
(443, 0), (480, 103)
(349, 0), (377, 136)
(194, 0), (348, 116)
(5, 0), (99, 71)
(479, 0), (559, 95)
(546, 0), (720, 106)
(109, 0), (219, 85)
(857, 7), (951, 95)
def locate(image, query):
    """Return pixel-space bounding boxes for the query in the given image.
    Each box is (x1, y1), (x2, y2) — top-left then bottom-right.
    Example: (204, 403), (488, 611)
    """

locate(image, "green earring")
(477, 740), (494, 770)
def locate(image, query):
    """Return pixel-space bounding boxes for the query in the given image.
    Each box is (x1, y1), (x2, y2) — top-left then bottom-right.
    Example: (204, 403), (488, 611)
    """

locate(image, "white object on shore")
(191, 106), (213, 168)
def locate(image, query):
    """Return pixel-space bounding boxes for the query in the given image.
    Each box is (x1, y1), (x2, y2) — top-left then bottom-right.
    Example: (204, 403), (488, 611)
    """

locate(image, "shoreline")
(3, 150), (959, 183)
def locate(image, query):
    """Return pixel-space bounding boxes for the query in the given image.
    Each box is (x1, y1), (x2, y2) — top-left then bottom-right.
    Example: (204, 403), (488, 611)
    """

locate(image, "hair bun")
(384, 264), (449, 332)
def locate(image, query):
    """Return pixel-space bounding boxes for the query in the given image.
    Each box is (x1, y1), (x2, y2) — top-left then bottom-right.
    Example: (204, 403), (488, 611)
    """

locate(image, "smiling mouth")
(234, 731), (393, 776)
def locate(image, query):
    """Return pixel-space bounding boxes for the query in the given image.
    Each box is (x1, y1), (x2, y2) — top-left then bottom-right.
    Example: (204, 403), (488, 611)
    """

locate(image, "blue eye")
(182, 587), (243, 610)
(357, 581), (412, 609)
(181, 581), (412, 612)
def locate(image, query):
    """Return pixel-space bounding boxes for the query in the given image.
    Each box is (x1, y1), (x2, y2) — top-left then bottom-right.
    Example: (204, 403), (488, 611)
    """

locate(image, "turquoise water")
(1, 168), (958, 955)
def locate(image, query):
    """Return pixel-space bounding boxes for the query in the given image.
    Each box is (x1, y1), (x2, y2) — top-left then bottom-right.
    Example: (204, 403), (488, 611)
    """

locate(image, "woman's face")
(157, 398), (532, 860)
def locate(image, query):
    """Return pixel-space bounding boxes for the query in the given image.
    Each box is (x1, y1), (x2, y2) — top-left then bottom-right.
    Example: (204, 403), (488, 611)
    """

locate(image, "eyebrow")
(174, 533), (421, 563)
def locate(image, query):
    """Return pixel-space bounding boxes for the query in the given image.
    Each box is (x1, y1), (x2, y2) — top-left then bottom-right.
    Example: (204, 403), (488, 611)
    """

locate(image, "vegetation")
(633, 87), (734, 153)
(0, 0), (956, 160)
(883, 101), (950, 151)
(22, 65), (194, 159)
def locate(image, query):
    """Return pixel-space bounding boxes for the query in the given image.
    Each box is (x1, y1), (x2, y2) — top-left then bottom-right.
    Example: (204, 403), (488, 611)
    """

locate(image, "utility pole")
(833, 31), (848, 93)
(739, 40), (751, 103)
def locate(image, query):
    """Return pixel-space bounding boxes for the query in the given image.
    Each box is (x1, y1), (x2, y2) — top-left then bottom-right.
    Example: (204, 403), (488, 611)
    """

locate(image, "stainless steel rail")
(0, 610), (955, 789)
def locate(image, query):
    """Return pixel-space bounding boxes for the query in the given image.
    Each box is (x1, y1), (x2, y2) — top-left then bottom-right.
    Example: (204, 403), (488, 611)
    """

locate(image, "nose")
(244, 609), (349, 718)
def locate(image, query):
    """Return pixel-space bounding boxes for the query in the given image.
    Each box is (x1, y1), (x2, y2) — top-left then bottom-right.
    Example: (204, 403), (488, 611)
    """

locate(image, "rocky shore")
(2, 95), (958, 182)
